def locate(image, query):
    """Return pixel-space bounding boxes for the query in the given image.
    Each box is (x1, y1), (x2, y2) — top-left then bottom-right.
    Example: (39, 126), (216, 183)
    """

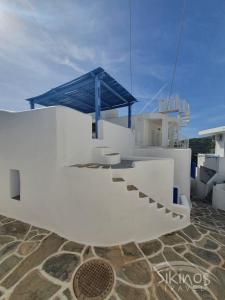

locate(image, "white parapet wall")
(132, 147), (191, 200)
(215, 132), (225, 157)
(218, 157), (225, 177)
(195, 154), (225, 199)
(56, 106), (93, 166)
(213, 183), (225, 210)
(97, 119), (135, 157)
(0, 107), (58, 168)
(197, 154), (219, 172)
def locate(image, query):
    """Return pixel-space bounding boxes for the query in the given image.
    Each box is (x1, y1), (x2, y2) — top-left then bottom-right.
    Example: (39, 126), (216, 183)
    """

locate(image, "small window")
(92, 122), (96, 138)
(10, 170), (20, 200)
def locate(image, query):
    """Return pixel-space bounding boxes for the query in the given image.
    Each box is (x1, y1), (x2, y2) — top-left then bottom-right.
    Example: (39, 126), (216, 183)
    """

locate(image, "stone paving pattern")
(0, 199), (225, 299)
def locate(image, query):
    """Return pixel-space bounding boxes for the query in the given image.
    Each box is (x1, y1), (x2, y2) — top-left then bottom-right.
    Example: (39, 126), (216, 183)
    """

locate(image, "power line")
(138, 83), (168, 113)
(168, 0), (187, 100)
(129, 0), (133, 94)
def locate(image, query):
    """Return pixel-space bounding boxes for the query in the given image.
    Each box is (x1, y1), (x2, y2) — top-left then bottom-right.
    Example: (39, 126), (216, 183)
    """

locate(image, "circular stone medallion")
(73, 258), (114, 300)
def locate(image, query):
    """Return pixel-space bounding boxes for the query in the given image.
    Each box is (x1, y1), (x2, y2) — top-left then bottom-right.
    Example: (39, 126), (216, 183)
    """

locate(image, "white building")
(102, 110), (187, 148)
(194, 126), (225, 209)
(0, 68), (191, 246)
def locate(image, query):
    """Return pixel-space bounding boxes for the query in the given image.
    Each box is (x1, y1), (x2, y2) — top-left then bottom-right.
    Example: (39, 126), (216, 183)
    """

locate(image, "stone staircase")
(112, 176), (185, 221)
(93, 147), (120, 165)
(72, 163), (187, 225)
(70, 163), (189, 243)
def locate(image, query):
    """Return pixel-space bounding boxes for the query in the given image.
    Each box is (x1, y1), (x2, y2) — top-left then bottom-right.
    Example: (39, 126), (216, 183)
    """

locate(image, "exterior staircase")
(93, 147), (120, 165)
(71, 162), (190, 244)
(112, 177), (185, 221)
(72, 163), (188, 221)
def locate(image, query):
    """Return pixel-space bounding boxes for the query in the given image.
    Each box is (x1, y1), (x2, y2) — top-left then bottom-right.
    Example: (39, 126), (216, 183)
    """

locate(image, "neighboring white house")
(193, 126), (225, 207)
(102, 97), (190, 149)
(0, 68), (191, 246)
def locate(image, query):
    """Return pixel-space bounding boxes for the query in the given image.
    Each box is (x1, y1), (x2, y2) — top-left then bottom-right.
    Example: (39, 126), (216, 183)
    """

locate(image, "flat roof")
(199, 125), (225, 136)
(26, 67), (137, 113)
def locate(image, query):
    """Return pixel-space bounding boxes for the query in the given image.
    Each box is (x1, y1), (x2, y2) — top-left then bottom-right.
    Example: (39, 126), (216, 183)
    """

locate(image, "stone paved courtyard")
(0, 199), (225, 299)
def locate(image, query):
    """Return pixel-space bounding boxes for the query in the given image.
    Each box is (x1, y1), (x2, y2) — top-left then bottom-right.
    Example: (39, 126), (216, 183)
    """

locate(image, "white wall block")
(0, 106), (191, 245)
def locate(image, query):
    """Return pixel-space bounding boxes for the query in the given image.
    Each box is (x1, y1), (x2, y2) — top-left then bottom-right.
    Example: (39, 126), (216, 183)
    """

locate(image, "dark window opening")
(92, 122), (96, 138)
(10, 170), (20, 201)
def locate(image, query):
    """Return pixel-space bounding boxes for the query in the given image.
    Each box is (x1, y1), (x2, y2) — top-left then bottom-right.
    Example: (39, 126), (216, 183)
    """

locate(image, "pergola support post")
(29, 100), (35, 110)
(95, 75), (101, 138)
(128, 103), (132, 128)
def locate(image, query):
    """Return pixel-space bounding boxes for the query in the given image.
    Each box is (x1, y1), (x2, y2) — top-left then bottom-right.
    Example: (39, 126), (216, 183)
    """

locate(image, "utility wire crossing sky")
(0, 0), (225, 137)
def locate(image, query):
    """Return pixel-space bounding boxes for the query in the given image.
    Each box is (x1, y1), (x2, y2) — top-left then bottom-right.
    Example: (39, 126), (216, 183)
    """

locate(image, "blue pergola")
(26, 67), (137, 138)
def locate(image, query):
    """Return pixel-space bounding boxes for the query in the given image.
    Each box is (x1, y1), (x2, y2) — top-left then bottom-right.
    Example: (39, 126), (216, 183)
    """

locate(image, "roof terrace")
(26, 67), (137, 138)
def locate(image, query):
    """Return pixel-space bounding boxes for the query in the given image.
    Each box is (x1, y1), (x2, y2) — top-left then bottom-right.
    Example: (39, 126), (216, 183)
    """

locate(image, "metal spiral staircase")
(159, 97), (190, 148)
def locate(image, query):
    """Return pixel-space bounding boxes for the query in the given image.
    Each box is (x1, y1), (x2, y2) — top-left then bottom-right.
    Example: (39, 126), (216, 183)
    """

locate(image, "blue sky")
(0, 0), (225, 137)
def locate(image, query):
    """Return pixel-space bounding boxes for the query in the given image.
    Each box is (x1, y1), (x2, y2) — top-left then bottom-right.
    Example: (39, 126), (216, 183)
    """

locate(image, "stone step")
(74, 163), (103, 169)
(139, 192), (148, 198)
(93, 147), (120, 165)
(101, 165), (111, 169)
(74, 164), (86, 168)
(112, 179), (185, 222)
(149, 198), (156, 204)
(105, 153), (120, 156)
(86, 164), (100, 168)
(127, 185), (138, 191)
(157, 203), (164, 209)
(112, 177), (125, 182)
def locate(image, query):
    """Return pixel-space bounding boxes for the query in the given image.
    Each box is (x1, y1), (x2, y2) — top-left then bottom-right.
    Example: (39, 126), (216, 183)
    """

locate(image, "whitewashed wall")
(106, 113), (172, 147)
(0, 108), (57, 168)
(0, 161), (188, 245)
(215, 133), (225, 157)
(0, 106), (189, 245)
(56, 106), (93, 166)
(56, 107), (135, 164)
(218, 157), (225, 177)
(0, 108), (59, 237)
(58, 164), (189, 245)
(213, 184), (225, 210)
(112, 159), (174, 204)
(197, 154), (219, 172)
(162, 118), (169, 147)
(132, 147), (191, 200)
(98, 120), (135, 156)
(196, 155), (225, 199)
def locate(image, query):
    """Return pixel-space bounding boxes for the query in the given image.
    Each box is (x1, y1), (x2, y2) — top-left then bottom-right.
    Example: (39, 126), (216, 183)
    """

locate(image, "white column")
(215, 133), (225, 157)
(161, 117), (169, 147)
